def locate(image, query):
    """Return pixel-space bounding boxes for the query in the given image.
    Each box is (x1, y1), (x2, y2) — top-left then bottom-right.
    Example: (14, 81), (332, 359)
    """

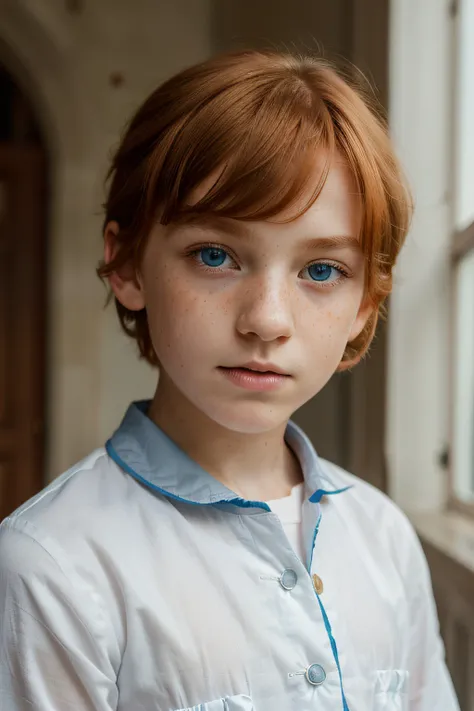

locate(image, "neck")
(147, 375), (303, 502)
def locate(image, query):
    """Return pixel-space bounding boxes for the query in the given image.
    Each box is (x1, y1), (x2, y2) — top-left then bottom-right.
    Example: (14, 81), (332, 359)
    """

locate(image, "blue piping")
(309, 486), (352, 503)
(106, 440), (271, 512)
(308, 511), (350, 711)
(316, 597), (350, 711)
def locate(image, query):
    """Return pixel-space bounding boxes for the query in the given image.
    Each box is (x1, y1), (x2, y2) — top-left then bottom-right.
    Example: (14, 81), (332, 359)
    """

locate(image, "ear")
(347, 294), (374, 343)
(104, 221), (145, 312)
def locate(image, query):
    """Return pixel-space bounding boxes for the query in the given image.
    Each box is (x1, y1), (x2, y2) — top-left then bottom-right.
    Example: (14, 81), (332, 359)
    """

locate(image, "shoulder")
(6, 447), (132, 531)
(0, 449), (137, 647)
(319, 455), (409, 520)
(0, 447), (141, 574)
(318, 457), (425, 572)
(0, 448), (111, 575)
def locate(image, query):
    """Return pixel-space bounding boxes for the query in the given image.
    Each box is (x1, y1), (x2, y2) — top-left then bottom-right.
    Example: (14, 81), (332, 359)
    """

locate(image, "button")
(279, 569), (298, 590)
(312, 573), (324, 595)
(305, 663), (326, 686)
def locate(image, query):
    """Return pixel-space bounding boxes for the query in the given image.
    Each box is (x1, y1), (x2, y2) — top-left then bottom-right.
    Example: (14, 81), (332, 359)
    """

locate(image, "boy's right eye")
(187, 244), (238, 271)
(200, 247), (228, 267)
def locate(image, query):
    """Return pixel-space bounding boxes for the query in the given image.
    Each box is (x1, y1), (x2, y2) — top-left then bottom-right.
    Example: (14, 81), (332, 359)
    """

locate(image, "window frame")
(447, 0), (474, 516)
(448, 227), (474, 516)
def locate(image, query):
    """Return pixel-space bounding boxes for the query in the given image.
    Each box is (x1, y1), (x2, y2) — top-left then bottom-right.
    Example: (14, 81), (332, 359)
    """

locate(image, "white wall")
(387, 0), (453, 511)
(0, 0), (212, 479)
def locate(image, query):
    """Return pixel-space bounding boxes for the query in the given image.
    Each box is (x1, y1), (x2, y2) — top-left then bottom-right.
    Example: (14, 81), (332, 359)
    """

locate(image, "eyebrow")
(171, 213), (248, 238)
(173, 214), (360, 251)
(302, 235), (361, 251)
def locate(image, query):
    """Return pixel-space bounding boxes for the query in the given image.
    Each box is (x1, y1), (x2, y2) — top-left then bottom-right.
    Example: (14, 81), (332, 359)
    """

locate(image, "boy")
(0, 50), (459, 711)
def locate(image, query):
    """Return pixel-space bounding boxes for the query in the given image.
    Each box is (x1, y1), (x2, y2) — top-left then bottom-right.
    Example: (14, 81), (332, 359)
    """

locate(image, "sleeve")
(0, 522), (119, 711)
(398, 516), (460, 711)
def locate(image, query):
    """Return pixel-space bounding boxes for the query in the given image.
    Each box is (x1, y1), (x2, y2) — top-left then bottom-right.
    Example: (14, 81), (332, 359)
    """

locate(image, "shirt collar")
(106, 400), (350, 510)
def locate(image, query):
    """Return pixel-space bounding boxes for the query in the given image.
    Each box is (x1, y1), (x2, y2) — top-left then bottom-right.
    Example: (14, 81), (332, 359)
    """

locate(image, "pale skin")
(105, 160), (374, 501)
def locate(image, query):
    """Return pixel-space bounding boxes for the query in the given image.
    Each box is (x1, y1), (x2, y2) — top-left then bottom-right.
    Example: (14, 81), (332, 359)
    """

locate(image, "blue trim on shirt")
(308, 512), (350, 711)
(108, 401), (350, 506)
(316, 596), (350, 711)
(106, 440), (271, 512)
(309, 486), (352, 503)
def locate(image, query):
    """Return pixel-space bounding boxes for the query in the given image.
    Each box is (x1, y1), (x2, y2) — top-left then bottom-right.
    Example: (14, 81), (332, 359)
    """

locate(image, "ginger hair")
(98, 49), (412, 370)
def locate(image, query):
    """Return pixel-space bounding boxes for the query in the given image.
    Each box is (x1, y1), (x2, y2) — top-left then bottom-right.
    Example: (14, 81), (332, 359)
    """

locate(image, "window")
(451, 0), (474, 508)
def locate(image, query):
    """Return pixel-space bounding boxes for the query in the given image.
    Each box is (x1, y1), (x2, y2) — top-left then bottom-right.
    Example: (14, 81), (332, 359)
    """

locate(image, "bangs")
(138, 51), (405, 274)
(151, 70), (336, 224)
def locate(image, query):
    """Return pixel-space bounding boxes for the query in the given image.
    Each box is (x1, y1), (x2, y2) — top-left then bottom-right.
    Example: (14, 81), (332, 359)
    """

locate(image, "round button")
(279, 568), (298, 590)
(305, 663), (326, 686)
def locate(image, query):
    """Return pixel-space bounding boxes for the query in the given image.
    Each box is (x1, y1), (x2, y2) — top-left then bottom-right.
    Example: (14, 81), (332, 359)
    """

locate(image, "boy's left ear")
(104, 221), (146, 312)
(348, 296), (375, 343)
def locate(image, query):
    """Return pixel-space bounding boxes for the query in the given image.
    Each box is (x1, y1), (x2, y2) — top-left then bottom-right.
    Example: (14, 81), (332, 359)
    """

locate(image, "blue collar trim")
(107, 400), (350, 508)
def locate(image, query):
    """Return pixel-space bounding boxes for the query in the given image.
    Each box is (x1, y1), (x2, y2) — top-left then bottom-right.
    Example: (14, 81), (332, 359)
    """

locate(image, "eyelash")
(186, 243), (351, 287)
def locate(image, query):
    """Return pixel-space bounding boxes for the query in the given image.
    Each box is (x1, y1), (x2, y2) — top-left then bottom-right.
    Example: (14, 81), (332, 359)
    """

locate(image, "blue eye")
(307, 263), (336, 282)
(199, 247), (228, 267)
(301, 262), (348, 285)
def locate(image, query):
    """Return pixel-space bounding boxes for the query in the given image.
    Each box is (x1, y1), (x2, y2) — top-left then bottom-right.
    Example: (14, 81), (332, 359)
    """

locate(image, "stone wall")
(0, 0), (388, 484)
(0, 0), (212, 478)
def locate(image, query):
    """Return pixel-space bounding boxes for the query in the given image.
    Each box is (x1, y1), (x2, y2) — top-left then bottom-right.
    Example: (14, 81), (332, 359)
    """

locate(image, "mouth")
(222, 362), (291, 376)
(217, 363), (291, 392)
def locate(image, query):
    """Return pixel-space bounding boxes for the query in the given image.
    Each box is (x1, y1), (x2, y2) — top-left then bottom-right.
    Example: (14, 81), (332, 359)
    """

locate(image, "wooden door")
(0, 145), (46, 520)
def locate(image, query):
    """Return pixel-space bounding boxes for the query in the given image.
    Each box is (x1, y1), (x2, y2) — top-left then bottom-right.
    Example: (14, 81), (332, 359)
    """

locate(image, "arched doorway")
(0, 63), (48, 519)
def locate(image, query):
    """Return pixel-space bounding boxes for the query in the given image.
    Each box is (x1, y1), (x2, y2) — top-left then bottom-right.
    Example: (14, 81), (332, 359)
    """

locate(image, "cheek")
(304, 298), (360, 341)
(143, 271), (226, 357)
(300, 297), (363, 371)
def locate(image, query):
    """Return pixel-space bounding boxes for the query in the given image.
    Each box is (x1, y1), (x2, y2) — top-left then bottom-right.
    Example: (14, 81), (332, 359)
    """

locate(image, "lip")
(218, 363), (291, 392)
(236, 361), (290, 376)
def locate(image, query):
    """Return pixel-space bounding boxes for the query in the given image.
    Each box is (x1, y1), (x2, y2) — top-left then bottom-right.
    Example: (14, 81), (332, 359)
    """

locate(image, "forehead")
(294, 161), (362, 236)
(186, 158), (362, 239)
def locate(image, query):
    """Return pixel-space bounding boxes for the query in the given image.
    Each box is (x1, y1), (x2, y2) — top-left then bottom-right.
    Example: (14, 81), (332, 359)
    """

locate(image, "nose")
(235, 275), (295, 342)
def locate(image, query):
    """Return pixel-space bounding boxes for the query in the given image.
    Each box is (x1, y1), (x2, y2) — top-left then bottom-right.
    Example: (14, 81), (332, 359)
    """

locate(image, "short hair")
(98, 49), (412, 370)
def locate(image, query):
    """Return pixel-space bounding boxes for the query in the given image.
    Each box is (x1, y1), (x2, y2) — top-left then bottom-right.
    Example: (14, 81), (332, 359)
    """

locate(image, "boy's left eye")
(301, 262), (347, 284)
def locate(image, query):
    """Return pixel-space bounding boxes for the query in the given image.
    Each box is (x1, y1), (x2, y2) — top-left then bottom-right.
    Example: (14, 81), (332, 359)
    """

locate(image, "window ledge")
(409, 509), (474, 577)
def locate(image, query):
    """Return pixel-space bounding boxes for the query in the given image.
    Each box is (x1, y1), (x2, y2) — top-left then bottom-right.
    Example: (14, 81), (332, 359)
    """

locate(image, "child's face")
(111, 160), (372, 434)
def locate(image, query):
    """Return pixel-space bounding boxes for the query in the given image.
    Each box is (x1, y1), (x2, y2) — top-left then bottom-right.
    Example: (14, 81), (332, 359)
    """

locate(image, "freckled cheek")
(300, 299), (355, 330)
(147, 280), (230, 348)
(298, 304), (359, 361)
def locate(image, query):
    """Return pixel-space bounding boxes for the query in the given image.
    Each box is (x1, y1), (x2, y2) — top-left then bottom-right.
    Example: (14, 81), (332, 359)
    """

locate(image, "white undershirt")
(266, 482), (305, 562)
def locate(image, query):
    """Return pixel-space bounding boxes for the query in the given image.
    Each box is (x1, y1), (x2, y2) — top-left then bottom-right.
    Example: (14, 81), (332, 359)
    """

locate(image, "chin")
(203, 400), (292, 435)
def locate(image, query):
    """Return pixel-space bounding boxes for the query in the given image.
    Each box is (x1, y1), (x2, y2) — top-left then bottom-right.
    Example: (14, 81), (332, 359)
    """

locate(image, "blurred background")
(0, 0), (473, 707)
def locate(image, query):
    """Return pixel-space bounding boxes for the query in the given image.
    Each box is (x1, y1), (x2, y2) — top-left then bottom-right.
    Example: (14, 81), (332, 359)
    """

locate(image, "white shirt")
(0, 401), (459, 711)
(267, 483), (305, 561)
